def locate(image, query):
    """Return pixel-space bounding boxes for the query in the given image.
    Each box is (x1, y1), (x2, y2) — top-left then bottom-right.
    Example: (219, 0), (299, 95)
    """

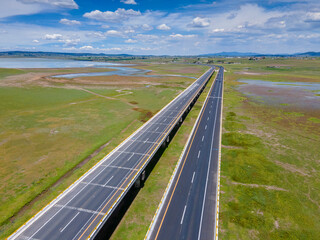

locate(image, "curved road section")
(8, 67), (215, 240)
(146, 67), (224, 240)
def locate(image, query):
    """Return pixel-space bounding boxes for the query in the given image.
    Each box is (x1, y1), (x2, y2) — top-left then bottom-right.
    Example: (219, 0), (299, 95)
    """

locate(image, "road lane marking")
(105, 165), (139, 171)
(18, 235), (39, 240)
(81, 182), (124, 190)
(116, 151), (149, 156)
(55, 205), (104, 216)
(191, 172), (195, 183)
(104, 176), (114, 187)
(198, 150), (201, 158)
(180, 205), (187, 225)
(127, 153), (134, 161)
(130, 139), (157, 144)
(60, 212), (80, 232)
(205, 125), (207, 129)
(207, 117), (209, 121)
(202, 136), (204, 142)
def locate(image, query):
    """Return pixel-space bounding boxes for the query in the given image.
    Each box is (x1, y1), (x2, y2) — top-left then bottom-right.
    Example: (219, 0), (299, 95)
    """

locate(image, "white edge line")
(8, 68), (213, 240)
(144, 68), (218, 240)
(214, 67), (224, 240)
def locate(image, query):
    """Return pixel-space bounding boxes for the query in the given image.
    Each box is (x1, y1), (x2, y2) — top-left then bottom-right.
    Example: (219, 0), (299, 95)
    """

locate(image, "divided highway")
(146, 67), (224, 240)
(9, 67), (215, 240)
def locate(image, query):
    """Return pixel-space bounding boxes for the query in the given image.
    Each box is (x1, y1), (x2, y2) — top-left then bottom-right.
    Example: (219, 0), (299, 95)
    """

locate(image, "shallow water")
(53, 66), (197, 79)
(0, 57), (197, 79)
(238, 79), (320, 110)
(0, 58), (122, 68)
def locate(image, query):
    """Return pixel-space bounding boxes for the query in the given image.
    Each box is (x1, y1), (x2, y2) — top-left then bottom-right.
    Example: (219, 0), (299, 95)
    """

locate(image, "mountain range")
(0, 51), (319, 57)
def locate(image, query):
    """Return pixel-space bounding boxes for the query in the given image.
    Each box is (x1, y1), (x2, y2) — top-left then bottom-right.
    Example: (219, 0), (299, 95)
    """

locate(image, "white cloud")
(0, 0), (78, 19)
(32, 39), (39, 43)
(141, 24), (153, 31)
(157, 23), (171, 30)
(101, 25), (110, 29)
(79, 45), (94, 50)
(135, 34), (158, 41)
(169, 33), (196, 39)
(212, 28), (225, 32)
(125, 29), (135, 34)
(17, 0), (78, 9)
(59, 18), (81, 25)
(105, 30), (124, 37)
(60, 38), (80, 46)
(44, 33), (63, 40)
(125, 38), (137, 43)
(120, 0), (137, 5)
(63, 46), (77, 51)
(83, 8), (141, 22)
(190, 17), (210, 27)
(86, 31), (105, 39)
(140, 47), (153, 51)
(208, 4), (283, 34)
(306, 12), (320, 21)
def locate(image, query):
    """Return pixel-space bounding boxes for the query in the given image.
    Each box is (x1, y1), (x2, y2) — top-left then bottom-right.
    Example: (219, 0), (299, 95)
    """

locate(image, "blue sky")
(0, 0), (319, 55)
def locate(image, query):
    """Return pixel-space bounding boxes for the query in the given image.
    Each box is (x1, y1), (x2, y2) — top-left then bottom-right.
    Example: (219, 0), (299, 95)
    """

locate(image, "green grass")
(110, 73), (216, 240)
(0, 68), (25, 79)
(308, 117), (320, 123)
(219, 59), (320, 239)
(0, 87), (139, 229)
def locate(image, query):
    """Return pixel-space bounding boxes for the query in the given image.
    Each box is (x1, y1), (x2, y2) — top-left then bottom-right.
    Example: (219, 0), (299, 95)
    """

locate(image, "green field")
(219, 58), (320, 239)
(0, 63), (208, 238)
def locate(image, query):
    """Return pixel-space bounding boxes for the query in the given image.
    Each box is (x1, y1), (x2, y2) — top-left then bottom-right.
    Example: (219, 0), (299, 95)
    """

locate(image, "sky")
(0, 0), (319, 55)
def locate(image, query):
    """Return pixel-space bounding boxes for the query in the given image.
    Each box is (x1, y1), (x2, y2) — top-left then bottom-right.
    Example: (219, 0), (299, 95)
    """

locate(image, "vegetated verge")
(219, 60), (320, 239)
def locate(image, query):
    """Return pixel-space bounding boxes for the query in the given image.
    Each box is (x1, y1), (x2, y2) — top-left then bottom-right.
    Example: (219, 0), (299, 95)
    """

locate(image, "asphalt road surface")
(8, 67), (215, 240)
(146, 67), (224, 240)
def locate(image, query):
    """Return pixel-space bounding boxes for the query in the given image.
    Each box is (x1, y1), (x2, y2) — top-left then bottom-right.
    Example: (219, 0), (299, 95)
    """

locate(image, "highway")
(8, 67), (215, 240)
(146, 67), (224, 240)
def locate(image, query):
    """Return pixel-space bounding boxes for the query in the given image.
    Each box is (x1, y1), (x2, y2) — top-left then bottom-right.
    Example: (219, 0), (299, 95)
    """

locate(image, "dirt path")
(75, 87), (116, 100)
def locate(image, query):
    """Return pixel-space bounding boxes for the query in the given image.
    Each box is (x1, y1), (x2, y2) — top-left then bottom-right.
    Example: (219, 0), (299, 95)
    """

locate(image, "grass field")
(219, 58), (320, 239)
(0, 62), (208, 238)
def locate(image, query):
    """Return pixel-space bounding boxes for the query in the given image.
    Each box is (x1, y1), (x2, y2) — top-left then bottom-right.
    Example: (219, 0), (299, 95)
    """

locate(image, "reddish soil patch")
(132, 108), (154, 122)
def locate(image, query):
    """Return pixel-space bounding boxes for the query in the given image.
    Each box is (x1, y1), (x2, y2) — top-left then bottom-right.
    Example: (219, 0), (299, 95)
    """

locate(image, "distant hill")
(0, 51), (319, 58)
(199, 52), (260, 57)
(0, 51), (133, 57)
(294, 52), (320, 57)
(199, 51), (320, 57)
